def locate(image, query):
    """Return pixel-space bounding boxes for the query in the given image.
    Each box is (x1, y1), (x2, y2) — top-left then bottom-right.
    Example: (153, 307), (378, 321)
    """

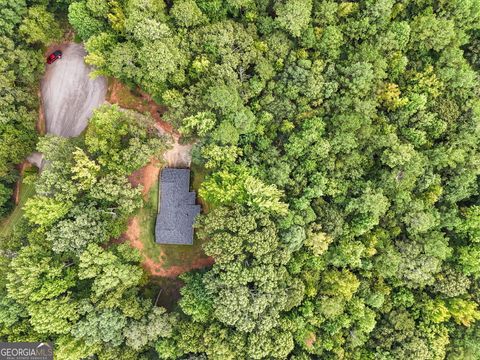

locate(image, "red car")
(47, 50), (62, 64)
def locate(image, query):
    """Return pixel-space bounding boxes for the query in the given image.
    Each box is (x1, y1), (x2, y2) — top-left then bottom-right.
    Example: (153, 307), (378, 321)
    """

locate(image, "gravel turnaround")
(41, 43), (107, 137)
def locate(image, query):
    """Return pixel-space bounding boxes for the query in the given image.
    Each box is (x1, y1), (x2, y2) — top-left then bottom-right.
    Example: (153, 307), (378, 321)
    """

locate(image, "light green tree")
(171, 0), (205, 27)
(71, 147), (100, 191)
(19, 5), (62, 45)
(275, 0), (312, 37)
(23, 196), (71, 229)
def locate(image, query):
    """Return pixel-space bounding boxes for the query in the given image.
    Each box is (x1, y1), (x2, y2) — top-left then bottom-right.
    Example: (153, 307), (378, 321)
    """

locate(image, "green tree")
(179, 272), (213, 322)
(71, 147), (100, 191)
(170, 0), (205, 28)
(85, 104), (168, 175)
(179, 112), (216, 138)
(200, 167), (288, 215)
(72, 303), (127, 346)
(275, 0), (312, 37)
(183, 206), (304, 335)
(447, 299), (480, 327)
(78, 243), (144, 306)
(0, 183), (12, 216)
(68, 1), (105, 41)
(23, 196), (71, 229)
(5, 245), (78, 335)
(124, 307), (173, 350)
(47, 205), (109, 255)
(458, 245), (480, 278)
(19, 5), (62, 45)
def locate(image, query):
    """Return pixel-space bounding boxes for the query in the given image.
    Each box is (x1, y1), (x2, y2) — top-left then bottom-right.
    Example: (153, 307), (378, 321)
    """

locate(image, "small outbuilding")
(155, 168), (201, 245)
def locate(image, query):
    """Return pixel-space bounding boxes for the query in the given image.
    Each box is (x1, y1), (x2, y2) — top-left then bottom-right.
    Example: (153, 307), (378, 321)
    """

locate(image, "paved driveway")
(41, 43), (107, 137)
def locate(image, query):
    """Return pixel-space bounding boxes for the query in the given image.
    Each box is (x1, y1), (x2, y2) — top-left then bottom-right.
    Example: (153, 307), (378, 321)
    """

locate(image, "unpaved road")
(26, 152), (44, 169)
(41, 43), (107, 137)
(164, 141), (192, 168)
(160, 133), (192, 168)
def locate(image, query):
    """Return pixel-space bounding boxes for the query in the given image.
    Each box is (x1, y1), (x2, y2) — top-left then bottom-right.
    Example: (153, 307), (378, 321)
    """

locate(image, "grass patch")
(191, 163), (210, 213)
(136, 165), (211, 270)
(137, 175), (162, 259)
(0, 177), (35, 238)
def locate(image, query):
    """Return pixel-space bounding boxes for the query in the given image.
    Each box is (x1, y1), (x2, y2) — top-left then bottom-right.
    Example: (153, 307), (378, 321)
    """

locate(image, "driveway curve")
(41, 43), (107, 137)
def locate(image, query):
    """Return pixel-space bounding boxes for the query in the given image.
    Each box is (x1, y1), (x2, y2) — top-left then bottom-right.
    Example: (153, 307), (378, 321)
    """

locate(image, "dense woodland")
(0, 0), (63, 215)
(1, 0), (480, 359)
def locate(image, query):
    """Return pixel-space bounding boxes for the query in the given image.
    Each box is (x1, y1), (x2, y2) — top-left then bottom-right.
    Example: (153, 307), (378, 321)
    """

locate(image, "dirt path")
(108, 80), (192, 168)
(41, 43), (107, 137)
(12, 162), (28, 205)
(161, 133), (192, 168)
(26, 152), (44, 170)
(136, 96), (192, 168)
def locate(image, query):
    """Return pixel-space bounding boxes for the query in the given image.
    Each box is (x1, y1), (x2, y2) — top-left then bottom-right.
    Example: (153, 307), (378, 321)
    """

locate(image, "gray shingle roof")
(155, 168), (201, 245)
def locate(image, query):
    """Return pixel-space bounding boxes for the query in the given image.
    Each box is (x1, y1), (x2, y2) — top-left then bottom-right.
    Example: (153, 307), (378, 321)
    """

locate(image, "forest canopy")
(0, 0), (63, 215)
(2, 0), (480, 359)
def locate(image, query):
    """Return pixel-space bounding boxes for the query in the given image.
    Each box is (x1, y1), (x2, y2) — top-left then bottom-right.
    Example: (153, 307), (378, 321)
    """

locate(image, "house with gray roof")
(155, 168), (201, 245)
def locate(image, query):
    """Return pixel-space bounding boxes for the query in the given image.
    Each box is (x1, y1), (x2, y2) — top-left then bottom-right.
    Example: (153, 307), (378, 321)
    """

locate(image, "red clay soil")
(128, 159), (161, 198)
(12, 161), (27, 205)
(108, 80), (148, 112)
(107, 80), (124, 107)
(130, 86), (173, 133)
(120, 217), (143, 249)
(108, 79), (174, 135)
(13, 162), (29, 205)
(139, 90), (174, 135)
(145, 256), (214, 278)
